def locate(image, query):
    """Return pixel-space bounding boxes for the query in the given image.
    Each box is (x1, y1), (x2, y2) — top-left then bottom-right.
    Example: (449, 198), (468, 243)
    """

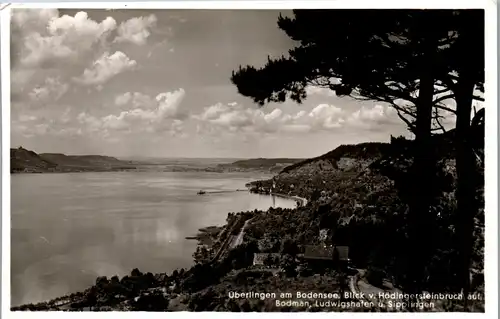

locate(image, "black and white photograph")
(3, 2), (497, 314)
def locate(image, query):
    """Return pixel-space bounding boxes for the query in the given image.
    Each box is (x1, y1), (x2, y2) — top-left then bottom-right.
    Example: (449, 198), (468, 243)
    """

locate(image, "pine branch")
(433, 94), (455, 105)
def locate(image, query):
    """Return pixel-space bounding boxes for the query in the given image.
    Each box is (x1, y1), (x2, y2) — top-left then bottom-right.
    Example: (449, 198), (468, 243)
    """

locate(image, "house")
(253, 253), (281, 266)
(332, 246), (350, 264)
(299, 245), (350, 270)
(302, 245), (335, 260)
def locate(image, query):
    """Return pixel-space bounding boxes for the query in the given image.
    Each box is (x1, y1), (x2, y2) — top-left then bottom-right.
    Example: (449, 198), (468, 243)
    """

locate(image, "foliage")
(231, 10), (485, 135)
(131, 290), (169, 311)
(280, 237), (300, 256)
(244, 134), (483, 294)
(365, 267), (386, 287)
(280, 254), (298, 278)
(232, 9), (484, 300)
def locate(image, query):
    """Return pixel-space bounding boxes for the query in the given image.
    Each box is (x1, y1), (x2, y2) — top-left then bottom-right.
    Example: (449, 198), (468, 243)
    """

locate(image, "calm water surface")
(11, 172), (296, 306)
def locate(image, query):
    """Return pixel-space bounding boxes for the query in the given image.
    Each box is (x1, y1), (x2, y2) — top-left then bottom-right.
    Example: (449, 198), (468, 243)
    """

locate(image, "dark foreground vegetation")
(231, 8), (485, 310)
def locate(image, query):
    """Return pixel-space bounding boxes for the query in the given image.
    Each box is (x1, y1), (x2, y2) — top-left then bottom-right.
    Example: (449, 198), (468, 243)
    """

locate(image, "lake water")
(11, 172), (296, 306)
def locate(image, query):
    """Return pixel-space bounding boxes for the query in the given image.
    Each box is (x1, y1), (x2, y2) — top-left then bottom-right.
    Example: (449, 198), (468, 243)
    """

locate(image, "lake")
(10, 171), (296, 306)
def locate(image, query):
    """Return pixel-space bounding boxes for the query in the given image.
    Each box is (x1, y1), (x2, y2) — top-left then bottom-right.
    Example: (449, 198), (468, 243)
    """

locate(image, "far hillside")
(216, 158), (303, 173)
(11, 147), (136, 173)
(40, 153), (126, 168)
(11, 147), (58, 173)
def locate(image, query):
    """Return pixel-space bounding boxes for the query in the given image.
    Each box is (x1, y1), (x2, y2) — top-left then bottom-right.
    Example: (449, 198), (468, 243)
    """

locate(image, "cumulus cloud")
(78, 88), (187, 134)
(73, 51), (137, 86)
(11, 9), (164, 101)
(194, 102), (343, 134)
(155, 89), (187, 119)
(11, 8), (59, 29)
(114, 92), (132, 105)
(13, 9), (117, 67)
(194, 102), (401, 135)
(115, 14), (157, 45)
(305, 86), (336, 97)
(77, 112), (103, 133)
(13, 10), (159, 66)
(114, 92), (155, 108)
(346, 104), (397, 127)
(307, 104), (344, 129)
(28, 77), (69, 102)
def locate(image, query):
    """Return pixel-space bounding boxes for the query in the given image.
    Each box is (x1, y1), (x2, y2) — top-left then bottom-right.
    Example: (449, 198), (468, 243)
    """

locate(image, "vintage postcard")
(2, 0), (497, 316)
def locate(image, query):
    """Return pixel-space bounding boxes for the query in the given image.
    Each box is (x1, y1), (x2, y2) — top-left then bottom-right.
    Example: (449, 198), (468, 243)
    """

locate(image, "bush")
(280, 237), (299, 256)
(366, 267), (385, 287)
(132, 291), (169, 311)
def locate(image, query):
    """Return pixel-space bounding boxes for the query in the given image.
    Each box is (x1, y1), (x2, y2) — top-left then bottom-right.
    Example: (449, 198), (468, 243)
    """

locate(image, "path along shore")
(199, 189), (308, 207)
(270, 192), (308, 206)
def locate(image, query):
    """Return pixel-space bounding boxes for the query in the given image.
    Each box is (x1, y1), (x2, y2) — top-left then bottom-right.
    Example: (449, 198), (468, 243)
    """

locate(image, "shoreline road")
(230, 218), (253, 248)
(270, 193), (308, 207)
(210, 216), (242, 263)
(292, 196), (308, 206)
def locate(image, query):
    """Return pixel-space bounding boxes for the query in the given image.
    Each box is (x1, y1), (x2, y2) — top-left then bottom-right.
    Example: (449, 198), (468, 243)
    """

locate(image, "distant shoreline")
(10, 169), (280, 175)
(11, 147), (302, 176)
(11, 169), (137, 175)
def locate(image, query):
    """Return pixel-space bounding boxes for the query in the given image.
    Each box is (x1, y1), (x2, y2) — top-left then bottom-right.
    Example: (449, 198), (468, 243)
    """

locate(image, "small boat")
(197, 190), (206, 195)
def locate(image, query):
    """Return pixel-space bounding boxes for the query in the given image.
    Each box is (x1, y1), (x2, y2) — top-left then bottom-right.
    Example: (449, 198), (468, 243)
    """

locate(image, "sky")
(10, 8), (447, 159)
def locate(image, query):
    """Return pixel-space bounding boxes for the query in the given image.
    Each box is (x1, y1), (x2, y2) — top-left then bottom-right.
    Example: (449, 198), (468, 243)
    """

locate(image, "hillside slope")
(40, 153), (130, 168)
(276, 125), (483, 181)
(11, 147), (58, 173)
(11, 147), (136, 173)
(279, 142), (390, 176)
(216, 158), (302, 173)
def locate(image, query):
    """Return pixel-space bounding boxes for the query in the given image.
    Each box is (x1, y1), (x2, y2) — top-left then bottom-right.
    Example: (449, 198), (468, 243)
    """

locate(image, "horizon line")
(12, 147), (306, 160)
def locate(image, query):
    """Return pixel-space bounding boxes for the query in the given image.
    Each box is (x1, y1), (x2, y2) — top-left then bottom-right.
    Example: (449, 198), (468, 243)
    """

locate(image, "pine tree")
(231, 9), (484, 298)
(439, 10), (485, 309)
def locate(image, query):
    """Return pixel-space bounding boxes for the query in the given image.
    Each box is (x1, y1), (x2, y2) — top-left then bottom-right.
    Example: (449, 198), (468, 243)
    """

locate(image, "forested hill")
(278, 124), (484, 178)
(216, 158), (302, 173)
(11, 147), (136, 173)
(280, 142), (390, 175)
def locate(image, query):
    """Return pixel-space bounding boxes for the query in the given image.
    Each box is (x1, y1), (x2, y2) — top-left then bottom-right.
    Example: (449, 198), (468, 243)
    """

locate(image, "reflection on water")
(11, 172), (296, 306)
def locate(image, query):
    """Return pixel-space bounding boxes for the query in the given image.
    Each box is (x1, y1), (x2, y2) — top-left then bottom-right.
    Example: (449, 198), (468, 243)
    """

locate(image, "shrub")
(131, 291), (169, 311)
(366, 267), (385, 287)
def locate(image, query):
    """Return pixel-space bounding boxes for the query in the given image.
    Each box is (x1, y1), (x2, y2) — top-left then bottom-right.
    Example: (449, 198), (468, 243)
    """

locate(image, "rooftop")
(302, 245), (349, 261)
(253, 253), (281, 265)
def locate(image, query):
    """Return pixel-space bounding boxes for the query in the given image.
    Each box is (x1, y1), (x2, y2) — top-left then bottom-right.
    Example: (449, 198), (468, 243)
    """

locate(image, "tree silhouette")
(439, 10), (484, 308)
(231, 9), (443, 294)
(231, 10), (463, 133)
(231, 9), (484, 298)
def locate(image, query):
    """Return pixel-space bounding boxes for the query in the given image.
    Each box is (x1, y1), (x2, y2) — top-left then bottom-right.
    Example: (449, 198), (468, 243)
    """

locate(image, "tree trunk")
(405, 56), (436, 297)
(453, 72), (477, 310)
(450, 11), (482, 308)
